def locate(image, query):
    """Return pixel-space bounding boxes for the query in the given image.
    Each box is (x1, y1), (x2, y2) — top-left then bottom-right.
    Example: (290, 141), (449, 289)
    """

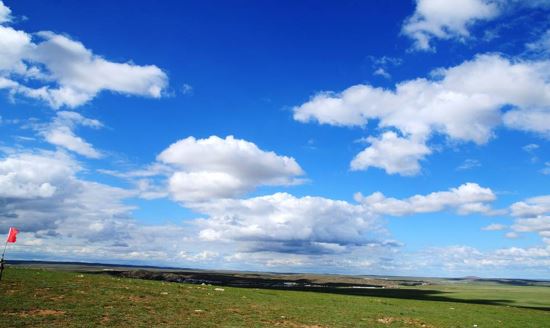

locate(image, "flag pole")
(0, 239), (7, 281)
(1, 238), (8, 259)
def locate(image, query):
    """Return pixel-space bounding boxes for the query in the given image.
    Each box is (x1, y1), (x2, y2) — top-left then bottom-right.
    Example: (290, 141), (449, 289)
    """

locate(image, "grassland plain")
(0, 267), (549, 327)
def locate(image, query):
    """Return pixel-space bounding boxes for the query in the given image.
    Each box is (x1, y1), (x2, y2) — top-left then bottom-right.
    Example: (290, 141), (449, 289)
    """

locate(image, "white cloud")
(0, 150), (132, 236)
(294, 54), (550, 175)
(403, 245), (550, 277)
(99, 135), (305, 203)
(505, 231), (520, 239)
(1, 147), (548, 276)
(134, 179), (169, 200)
(0, 26), (31, 73)
(220, 244), (399, 274)
(192, 192), (385, 254)
(0, 1), (11, 24)
(522, 143), (539, 152)
(0, 153), (61, 199)
(0, 148), (391, 268)
(510, 195), (550, 218)
(296, 54), (550, 139)
(350, 132), (431, 176)
(44, 129), (98, 158)
(402, 0), (499, 51)
(0, 150), (213, 266)
(370, 56), (403, 67)
(526, 29), (550, 54)
(481, 223), (506, 231)
(513, 217), (550, 234)
(373, 68), (391, 79)
(370, 56), (402, 79)
(457, 158), (481, 171)
(97, 163), (172, 179)
(157, 136), (304, 203)
(186, 183), (498, 256)
(402, 0), (550, 51)
(355, 182), (496, 216)
(0, 149), (395, 269)
(38, 111), (102, 158)
(0, 3), (167, 108)
(503, 109), (550, 138)
(181, 83), (193, 95)
(522, 143), (540, 163)
(178, 250), (219, 262)
(509, 195), (550, 243)
(4, 152), (548, 275)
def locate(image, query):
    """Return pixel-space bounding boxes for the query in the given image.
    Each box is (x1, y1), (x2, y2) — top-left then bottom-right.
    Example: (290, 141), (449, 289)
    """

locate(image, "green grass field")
(1, 267), (549, 327)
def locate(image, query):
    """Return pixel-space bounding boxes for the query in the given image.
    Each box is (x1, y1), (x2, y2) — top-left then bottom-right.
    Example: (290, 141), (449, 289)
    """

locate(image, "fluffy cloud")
(350, 132), (431, 175)
(510, 195), (550, 218)
(294, 54), (550, 175)
(402, 0), (499, 50)
(402, 0), (550, 51)
(0, 151), (131, 235)
(189, 183), (496, 255)
(513, 217), (550, 236)
(355, 182), (496, 216)
(510, 195), (550, 243)
(0, 3), (167, 108)
(38, 111), (103, 158)
(502, 109), (550, 137)
(157, 136), (304, 203)
(0, 149), (215, 266)
(192, 192), (385, 255)
(4, 151), (547, 275)
(0, 152), (64, 199)
(403, 245), (550, 277)
(0, 25), (31, 73)
(221, 243), (399, 274)
(0, 149), (391, 268)
(0, 1), (11, 24)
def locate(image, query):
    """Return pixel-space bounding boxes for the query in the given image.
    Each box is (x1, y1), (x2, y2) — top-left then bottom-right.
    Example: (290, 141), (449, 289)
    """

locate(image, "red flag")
(6, 227), (18, 243)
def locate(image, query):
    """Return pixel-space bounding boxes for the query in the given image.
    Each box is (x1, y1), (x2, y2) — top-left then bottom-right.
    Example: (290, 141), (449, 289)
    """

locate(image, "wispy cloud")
(457, 159), (482, 171)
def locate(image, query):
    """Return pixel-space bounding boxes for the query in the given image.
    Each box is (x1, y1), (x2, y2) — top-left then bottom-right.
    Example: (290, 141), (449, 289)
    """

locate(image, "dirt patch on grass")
(49, 295), (65, 301)
(101, 315), (111, 324)
(16, 309), (66, 317)
(226, 307), (243, 314)
(377, 317), (396, 324)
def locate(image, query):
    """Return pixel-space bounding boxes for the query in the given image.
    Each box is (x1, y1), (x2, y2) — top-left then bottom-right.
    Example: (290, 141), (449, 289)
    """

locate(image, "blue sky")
(1, 0), (550, 278)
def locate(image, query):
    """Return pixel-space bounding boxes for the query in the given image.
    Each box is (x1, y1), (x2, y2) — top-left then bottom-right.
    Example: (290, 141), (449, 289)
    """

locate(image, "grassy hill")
(1, 267), (549, 327)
